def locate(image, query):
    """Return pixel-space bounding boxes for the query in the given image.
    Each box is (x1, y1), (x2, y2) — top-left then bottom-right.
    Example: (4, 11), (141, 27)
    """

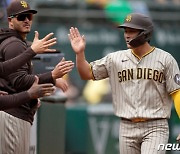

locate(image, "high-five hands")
(27, 76), (55, 99)
(55, 78), (68, 92)
(68, 27), (92, 80)
(51, 57), (74, 79)
(68, 27), (86, 54)
(31, 31), (57, 54)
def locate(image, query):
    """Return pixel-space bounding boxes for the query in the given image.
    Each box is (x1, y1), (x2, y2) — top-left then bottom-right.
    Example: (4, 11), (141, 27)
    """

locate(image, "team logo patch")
(125, 15), (132, 22)
(20, 1), (28, 8)
(174, 74), (180, 85)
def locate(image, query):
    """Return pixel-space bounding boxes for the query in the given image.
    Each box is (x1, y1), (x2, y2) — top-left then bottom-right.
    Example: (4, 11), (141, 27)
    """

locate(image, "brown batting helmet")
(118, 13), (154, 47)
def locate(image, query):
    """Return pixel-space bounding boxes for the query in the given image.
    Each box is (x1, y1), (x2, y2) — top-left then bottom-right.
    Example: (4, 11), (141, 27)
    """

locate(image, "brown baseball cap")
(7, 0), (37, 17)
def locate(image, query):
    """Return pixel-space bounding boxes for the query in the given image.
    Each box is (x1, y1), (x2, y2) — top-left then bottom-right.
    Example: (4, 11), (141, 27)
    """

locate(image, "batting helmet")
(118, 13), (153, 47)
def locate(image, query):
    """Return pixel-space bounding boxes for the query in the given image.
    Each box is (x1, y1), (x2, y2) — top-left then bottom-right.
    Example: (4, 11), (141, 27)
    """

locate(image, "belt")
(121, 117), (166, 123)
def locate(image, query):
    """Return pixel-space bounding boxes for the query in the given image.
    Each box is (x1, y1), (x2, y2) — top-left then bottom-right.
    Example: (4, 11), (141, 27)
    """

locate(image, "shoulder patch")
(174, 74), (180, 85)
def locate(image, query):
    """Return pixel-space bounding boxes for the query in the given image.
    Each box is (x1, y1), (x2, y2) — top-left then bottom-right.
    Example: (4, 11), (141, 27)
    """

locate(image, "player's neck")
(132, 43), (153, 59)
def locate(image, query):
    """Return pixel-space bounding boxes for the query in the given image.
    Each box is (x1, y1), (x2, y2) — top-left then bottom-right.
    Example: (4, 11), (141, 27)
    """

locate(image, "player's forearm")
(76, 52), (93, 80)
(172, 90), (180, 118)
(0, 48), (36, 77)
(0, 91), (31, 110)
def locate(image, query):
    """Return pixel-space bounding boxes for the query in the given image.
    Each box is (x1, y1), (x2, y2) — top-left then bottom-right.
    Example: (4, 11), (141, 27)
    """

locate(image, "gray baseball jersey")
(90, 47), (180, 119)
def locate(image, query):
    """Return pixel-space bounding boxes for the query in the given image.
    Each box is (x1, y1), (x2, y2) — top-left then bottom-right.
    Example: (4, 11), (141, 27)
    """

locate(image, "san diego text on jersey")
(118, 67), (164, 83)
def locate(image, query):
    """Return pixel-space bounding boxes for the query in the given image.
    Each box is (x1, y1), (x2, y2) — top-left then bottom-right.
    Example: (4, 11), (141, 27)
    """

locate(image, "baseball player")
(69, 13), (180, 154)
(0, 30), (57, 110)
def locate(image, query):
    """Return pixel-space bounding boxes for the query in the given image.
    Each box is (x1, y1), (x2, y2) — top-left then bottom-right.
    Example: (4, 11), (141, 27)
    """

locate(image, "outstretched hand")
(68, 27), (86, 54)
(55, 78), (68, 92)
(51, 57), (74, 79)
(31, 31), (57, 54)
(27, 76), (55, 99)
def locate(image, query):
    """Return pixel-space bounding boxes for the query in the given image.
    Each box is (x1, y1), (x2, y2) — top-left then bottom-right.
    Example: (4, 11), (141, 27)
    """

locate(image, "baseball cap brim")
(118, 23), (144, 30)
(14, 9), (37, 15)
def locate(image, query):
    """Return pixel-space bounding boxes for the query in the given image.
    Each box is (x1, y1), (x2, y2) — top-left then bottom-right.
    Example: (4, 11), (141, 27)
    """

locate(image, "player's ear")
(8, 17), (14, 28)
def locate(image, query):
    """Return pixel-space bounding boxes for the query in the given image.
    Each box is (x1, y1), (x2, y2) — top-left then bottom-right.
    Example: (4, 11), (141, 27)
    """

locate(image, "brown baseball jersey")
(90, 47), (180, 119)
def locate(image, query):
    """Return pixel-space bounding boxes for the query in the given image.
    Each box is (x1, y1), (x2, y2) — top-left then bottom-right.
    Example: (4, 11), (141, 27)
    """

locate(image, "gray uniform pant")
(119, 119), (169, 154)
(0, 111), (31, 154)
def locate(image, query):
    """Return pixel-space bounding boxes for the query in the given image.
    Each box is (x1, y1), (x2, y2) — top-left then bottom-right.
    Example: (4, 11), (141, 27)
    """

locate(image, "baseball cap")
(6, 0), (37, 17)
(118, 13), (153, 31)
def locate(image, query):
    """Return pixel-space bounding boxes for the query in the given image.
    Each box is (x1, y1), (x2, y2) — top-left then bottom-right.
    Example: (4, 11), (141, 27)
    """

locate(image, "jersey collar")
(131, 47), (155, 60)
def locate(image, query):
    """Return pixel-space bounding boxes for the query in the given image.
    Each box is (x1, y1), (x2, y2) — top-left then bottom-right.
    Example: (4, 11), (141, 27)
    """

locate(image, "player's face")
(124, 28), (140, 49)
(8, 13), (33, 36)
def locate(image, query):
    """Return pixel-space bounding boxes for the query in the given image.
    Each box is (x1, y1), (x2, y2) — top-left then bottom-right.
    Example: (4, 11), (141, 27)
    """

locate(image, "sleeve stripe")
(89, 64), (95, 80)
(170, 89), (180, 95)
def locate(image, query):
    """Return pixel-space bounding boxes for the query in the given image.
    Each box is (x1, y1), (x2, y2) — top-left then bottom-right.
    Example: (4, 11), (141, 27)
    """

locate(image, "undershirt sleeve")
(0, 47), (36, 77)
(0, 91), (31, 110)
(171, 90), (180, 118)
